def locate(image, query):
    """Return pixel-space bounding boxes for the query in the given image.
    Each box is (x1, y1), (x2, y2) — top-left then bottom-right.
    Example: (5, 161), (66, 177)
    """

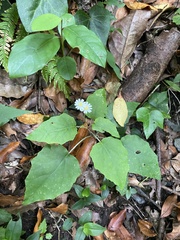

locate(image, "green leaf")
(90, 137), (129, 190)
(5, 216), (22, 240)
(16, 0), (68, 32)
(31, 14), (61, 31)
(106, 50), (121, 79)
(165, 80), (180, 92)
(83, 223), (105, 236)
(75, 6), (113, 45)
(92, 117), (119, 138)
(0, 209), (11, 225)
(86, 89), (107, 120)
(136, 107), (164, 139)
(174, 73), (180, 83)
(75, 226), (86, 240)
(0, 227), (5, 239)
(8, 33), (60, 78)
(0, 104), (30, 126)
(173, 8), (180, 25)
(147, 91), (169, 115)
(126, 101), (139, 124)
(57, 56), (76, 80)
(63, 218), (73, 231)
(62, 13), (75, 28)
(27, 113), (77, 144)
(63, 25), (107, 67)
(72, 193), (102, 210)
(79, 212), (92, 225)
(27, 231), (41, 240)
(121, 135), (161, 179)
(24, 144), (80, 204)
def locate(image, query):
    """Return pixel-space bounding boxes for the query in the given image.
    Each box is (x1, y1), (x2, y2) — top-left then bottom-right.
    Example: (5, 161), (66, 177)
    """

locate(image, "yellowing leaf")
(125, 2), (158, 11)
(113, 95), (128, 127)
(17, 113), (46, 124)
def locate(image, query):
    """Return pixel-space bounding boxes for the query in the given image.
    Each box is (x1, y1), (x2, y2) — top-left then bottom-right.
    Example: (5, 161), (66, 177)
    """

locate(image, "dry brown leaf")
(34, 208), (43, 233)
(116, 224), (134, 240)
(69, 123), (89, 155)
(49, 203), (68, 214)
(138, 219), (157, 237)
(125, 1), (158, 10)
(0, 193), (23, 207)
(93, 234), (104, 240)
(128, 176), (144, 188)
(161, 194), (177, 218)
(166, 223), (180, 240)
(17, 113), (45, 125)
(75, 136), (96, 171)
(0, 141), (20, 163)
(0, 123), (17, 137)
(115, 7), (128, 21)
(20, 156), (33, 163)
(108, 209), (126, 231)
(108, 10), (153, 69)
(44, 85), (67, 112)
(113, 94), (128, 127)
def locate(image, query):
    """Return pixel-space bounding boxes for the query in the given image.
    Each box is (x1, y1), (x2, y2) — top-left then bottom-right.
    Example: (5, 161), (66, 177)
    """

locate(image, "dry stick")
(121, 28), (180, 103)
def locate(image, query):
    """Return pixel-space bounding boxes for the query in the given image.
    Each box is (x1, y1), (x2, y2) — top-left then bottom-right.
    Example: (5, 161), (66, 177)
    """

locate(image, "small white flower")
(74, 99), (85, 111)
(74, 99), (92, 114)
(82, 102), (92, 114)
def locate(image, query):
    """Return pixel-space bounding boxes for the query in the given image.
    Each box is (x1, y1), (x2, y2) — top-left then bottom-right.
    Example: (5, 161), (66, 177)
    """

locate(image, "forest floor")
(0, 1), (180, 240)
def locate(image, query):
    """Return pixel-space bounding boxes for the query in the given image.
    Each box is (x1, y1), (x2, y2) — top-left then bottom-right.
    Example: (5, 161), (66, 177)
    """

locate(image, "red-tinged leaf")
(108, 209), (126, 231)
(138, 219), (156, 237)
(161, 194), (177, 218)
(166, 223), (180, 240)
(0, 141), (20, 163)
(34, 208), (43, 233)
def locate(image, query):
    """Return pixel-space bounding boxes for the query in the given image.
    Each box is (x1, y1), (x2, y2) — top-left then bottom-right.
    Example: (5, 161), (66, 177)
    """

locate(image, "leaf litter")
(0, 0), (180, 239)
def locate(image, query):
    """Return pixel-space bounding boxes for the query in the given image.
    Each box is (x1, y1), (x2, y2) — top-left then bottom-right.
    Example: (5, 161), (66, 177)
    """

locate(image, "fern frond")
(0, 3), (19, 70)
(42, 57), (70, 99)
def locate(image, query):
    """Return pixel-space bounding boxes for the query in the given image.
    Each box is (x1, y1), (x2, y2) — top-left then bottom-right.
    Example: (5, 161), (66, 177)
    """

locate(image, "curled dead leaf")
(113, 94), (128, 127)
(125, 1), (158, 11)
(108, 209), (126, 231)
(161, 194), (177, 218)
(17, 113), (45, 125)
(138, 219), (156, 237)
(49, 203), (68, 214)
(0, 141), (20, 163)
(166, 223), (180, 240)
(34, 208), (43, 233)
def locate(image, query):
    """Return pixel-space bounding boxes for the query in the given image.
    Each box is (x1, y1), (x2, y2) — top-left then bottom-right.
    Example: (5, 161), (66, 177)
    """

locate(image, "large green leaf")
(148, 91), (169, 115)
(92, 117), (119, 138)
(16, 0), (68, 32)
(121, 135), (161, 179)
(0, 104), (30, 126)
(24, 144), (80, 204)
(63, 25), (107, 67)
(86, 89), (107, 120)
(90, 137), (129, 190)
(75, 5), (113, 45)
(27, 113), (77, 144)
(8, 33), (60, 78)
(136, 107), (164, 139)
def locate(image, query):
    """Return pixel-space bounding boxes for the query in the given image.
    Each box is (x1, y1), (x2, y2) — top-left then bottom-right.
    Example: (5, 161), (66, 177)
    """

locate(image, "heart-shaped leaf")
(24, 144), (80, 204)
(8, 33), (60, 78)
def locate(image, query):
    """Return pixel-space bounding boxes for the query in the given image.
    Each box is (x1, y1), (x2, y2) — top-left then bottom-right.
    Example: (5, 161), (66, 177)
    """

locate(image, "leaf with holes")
(24, 144), (81, 204)
(121, 135), (161, 179)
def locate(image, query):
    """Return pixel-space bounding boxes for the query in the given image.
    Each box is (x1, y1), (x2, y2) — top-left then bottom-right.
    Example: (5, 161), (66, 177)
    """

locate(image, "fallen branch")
(121, 28), (180, 103)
